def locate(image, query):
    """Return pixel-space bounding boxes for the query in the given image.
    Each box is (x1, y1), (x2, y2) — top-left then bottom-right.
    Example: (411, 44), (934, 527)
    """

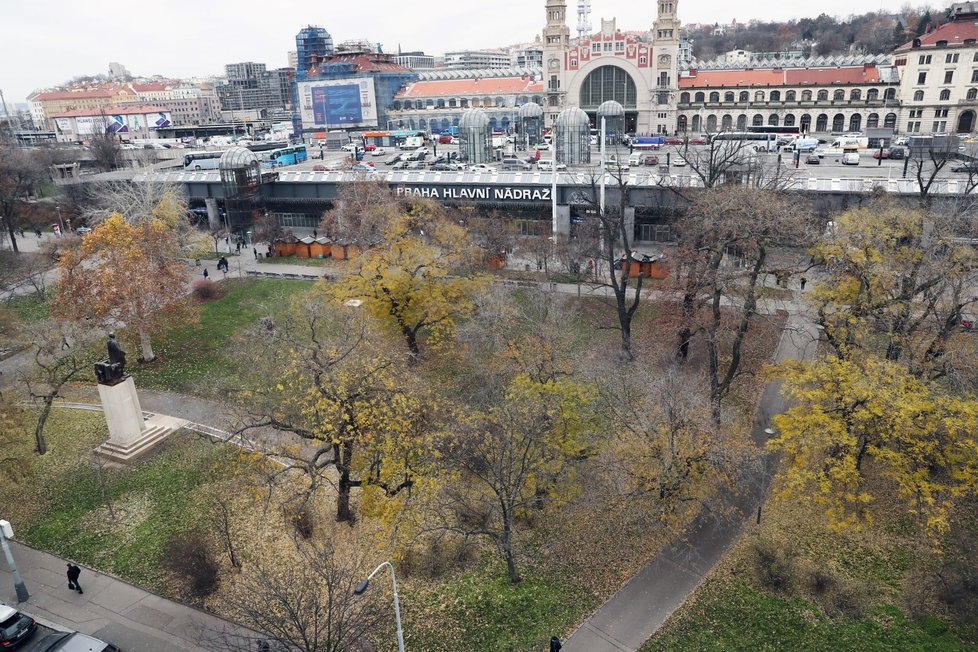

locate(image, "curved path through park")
(563, 311), (821, 651)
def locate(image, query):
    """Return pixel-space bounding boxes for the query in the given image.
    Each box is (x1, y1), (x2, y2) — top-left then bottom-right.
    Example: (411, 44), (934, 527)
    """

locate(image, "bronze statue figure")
(95, 332), (127, 385)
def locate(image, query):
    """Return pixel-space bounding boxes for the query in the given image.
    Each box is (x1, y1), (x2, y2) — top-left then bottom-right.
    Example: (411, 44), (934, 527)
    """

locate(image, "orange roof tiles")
(895, 19), (978, 52)
(51, 105), (169, 118)
(398, 77), (544, 98)
(680, 65), (883, 88)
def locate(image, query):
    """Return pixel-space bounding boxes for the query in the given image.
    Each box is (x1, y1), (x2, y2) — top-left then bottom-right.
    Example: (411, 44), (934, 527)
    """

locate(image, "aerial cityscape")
(1, 1), (978, 651)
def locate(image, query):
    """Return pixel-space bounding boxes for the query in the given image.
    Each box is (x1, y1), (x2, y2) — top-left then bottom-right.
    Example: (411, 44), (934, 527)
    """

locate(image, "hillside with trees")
(687, 6), (944, 61)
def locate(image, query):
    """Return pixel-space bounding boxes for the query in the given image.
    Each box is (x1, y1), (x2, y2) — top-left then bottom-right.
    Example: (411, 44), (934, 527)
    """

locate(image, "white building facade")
(542, 0), (680, 134)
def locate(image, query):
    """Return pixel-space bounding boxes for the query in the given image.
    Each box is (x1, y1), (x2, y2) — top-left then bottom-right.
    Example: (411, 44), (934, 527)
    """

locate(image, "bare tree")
(88, 112), (123, 172)
(0, 147), (48, 253)
(212, 536), (385, 652)
(77, 178), (189, 227)
(906, 138), (957, 206)
(23, 320), (97, 454)
(320, 179), (402, 247)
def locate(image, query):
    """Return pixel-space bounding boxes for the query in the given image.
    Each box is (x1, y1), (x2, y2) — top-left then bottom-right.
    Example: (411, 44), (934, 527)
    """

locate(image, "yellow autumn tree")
(769, 352), (978, 539)
(438, 374), (595, 584)
(331, 199), (487, 361)
(239, 290), (439, 523)
(54, 212), (196, 362)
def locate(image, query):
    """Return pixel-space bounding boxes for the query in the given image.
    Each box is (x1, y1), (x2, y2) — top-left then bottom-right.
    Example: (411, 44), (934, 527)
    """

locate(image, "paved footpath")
(563, 312), (821, 652)
(0, 541), (257, 651)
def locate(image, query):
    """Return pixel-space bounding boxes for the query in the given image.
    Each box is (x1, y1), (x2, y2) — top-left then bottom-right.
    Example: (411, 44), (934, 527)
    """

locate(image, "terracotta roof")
(30, 89), (118, 101)
(132, 82), (168, 92)
(310, 54), (412, 75)
(398, 77), (544, 98)
(894, 18), (978, 52)
(51, 105), (169, 118)
(680, 65), (884, 88)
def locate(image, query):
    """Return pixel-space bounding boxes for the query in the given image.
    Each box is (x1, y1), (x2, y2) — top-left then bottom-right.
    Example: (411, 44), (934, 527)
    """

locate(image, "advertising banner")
(298, 78), (377, 129)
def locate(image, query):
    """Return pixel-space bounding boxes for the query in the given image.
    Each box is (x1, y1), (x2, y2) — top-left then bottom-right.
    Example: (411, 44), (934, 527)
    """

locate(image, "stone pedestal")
(94, 377), (173, 463)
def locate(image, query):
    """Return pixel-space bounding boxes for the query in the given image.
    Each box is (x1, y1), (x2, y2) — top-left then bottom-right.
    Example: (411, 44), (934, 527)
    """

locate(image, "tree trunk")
(402, 325), (421, 362)
(35, 395), (54, 455)
(139, 330), (155, 362)
(501, 510), (521, 584)
(4, 220), (19, 254)
(336, 440), (355, 523)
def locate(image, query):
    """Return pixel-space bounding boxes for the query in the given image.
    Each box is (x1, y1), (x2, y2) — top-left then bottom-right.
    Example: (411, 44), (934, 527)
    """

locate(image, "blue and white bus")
(183, 151), (223, 171)
(265, 145), (308, 167)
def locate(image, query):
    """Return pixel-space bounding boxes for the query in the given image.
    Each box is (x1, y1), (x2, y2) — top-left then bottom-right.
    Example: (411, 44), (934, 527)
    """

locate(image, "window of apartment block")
(946, 53), (960, 63)
(918, 71), (927, 84)
(972, 69), (978, 82)
(944, 70), (954, 83)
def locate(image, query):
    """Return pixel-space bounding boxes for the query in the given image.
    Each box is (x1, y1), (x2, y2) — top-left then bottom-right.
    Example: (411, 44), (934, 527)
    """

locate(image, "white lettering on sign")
(395, 186), (551, 202)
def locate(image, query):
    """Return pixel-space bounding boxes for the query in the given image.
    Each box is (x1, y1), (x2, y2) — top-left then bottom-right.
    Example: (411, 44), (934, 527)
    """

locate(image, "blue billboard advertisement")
(299, 78), (378, 129)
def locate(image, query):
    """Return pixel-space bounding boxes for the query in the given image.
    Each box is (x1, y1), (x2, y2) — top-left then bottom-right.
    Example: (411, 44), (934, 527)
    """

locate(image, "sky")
(1, 0), (932, 106)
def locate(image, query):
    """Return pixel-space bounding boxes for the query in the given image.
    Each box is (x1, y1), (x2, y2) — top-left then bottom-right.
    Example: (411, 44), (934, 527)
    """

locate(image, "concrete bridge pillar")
(205, 198), (221, 232)
(555, 204), (571, 238)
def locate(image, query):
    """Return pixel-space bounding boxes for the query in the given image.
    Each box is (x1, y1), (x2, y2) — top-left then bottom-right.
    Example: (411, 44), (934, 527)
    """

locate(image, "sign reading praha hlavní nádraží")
(395, 186), (552, 201)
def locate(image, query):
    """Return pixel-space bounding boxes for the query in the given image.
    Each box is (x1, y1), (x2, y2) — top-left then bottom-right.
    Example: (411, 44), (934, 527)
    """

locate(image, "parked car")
(872, 148), (891, 159)
(384, 154), (404, 166)
(672, 156), (688, 167)
(536, 142), (551, 150)
(952, 162), (978, 173)
(469, 164), (498, 172)
(350, 164), (376, 173)
(537, 159), (567, 171)
(27, 632), (120, 652)
(842, 152), (860, 166)
(391, 160), (410, 170)
(0, 604), (36, 649)
(806, 154), (821, 165)
(502, 158), (533, 171)
(438, 135), (453, 144)
(312, 164), (328, 171)
(641, 154), (659, 166)
(405, 161), (425, 170)
(888, 147), (905, 160)
(370, 147), (388, 156)
(363, 144), (376, 151)
(664, 136), (684, 145)
(341, 144), (357, 152)
(688, 137), (707, 145)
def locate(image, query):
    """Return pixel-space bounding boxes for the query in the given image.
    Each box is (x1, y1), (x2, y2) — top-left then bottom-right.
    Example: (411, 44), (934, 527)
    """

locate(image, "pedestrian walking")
(66, 563), (83, 594)
(253, 247), (258, 260)
(800, 277), (807, 291)
(550, 636), (562, 652)
(203, 268), (209, 279)
(236, 242), (241, 254)
(35, 228), (42, 238)
(313, 229), (317, 238)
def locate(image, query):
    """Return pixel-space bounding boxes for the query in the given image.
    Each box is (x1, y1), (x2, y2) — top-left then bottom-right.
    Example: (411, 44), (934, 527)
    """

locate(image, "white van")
(842, 151), (860, 165)
(501, 158), (532, 171)
(628, 152), (644, 166)
(832, 136), (869, 150)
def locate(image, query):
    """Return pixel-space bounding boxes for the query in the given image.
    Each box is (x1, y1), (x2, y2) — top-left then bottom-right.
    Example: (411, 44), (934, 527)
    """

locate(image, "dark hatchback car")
(27, 632), (121, 652)
(0, 604), (36, 649)
(806, 154), (821, 164)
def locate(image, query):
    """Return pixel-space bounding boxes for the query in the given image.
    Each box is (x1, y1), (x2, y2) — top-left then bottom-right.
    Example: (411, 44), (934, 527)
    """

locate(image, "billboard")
(298, 78), (377, 130)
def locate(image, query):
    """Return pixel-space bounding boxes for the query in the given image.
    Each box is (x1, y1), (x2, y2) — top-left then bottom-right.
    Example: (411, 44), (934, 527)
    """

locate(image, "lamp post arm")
(364, 561), (405, 652)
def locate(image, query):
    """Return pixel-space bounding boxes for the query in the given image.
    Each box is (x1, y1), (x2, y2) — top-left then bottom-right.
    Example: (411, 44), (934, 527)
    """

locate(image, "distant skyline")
(1, 0), (936, 105)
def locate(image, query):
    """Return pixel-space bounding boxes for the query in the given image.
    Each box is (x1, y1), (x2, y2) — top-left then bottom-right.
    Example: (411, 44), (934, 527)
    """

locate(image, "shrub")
(826, 581), (870, 620)
(752, 536), (796, 593)
(163, 529), (221, 602)
(191, 279), (224, 303)
(290, 508), (315, 539)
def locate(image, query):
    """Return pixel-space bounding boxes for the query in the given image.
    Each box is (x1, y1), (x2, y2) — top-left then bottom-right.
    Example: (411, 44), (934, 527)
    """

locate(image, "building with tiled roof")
(50, 105), (173, 143)
(388, 73), (545, 133)
(891, 2), (978, 135)
(676, 63), (901, 134)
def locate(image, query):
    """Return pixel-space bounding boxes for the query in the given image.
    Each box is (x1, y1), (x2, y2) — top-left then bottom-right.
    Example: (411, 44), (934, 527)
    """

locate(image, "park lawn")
(643, 488), (978, 652)
(257, 256), (332, 267)
(645, 579), (977, 652)
(7, 409), (239, 596)
(132, 278), (313, 396)
(7, 290), (52, 322)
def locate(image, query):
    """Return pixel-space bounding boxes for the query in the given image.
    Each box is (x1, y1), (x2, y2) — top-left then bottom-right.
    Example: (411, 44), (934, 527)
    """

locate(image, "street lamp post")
(354, 561), (405, 652)
(0, 520), (29, 602)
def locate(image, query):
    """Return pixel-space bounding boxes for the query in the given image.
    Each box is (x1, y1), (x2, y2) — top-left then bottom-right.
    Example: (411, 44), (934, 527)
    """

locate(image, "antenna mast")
(577, 0), (592, 39)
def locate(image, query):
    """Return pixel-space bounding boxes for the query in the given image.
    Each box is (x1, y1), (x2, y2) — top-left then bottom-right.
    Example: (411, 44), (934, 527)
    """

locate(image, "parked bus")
(746, 125), (802, 139)
(708, 132), (781, 152)
(183, 151), (223, 171)
(265, 145), (308, 167)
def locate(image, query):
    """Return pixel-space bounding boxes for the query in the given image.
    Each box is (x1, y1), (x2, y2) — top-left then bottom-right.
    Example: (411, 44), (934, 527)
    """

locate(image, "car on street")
(672, 156), (688, 167)
(384, 154), (404, 166)
(536, 142), (551, 150)
(438, 135), (453, 144)
(391, 160), (410, 170)
(405, 160), (425, 170)
(688, 137), (707, 145)
(952, 162), (978, 173)
(341, 144), (357, 152)
(370, 147), (388, 156)
(469, 164), (498, 173)
(26, 631), (120, 652)
(842, 152), (860, 166)
(350, 164), (376, 173)
(806, 154), (821, 165)
(0, 604), (37, 649)
(450, 137), (459, 145)
(537, 159), (567, 171)
(888, 147), (905, 160)
(664, 136), (684, 145)
(363, 144), (376, 151)
(641, 154), (659, 166)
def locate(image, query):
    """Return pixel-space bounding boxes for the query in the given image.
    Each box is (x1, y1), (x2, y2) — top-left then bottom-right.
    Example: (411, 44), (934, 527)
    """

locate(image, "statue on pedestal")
(95, 333), (127, 385)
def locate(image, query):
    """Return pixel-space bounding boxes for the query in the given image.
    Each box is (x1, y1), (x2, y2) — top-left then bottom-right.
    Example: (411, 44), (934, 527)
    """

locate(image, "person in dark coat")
(549, 636), (561, 652)
(203, 268), (209, 279)
(253, 247), (258, 260)
(66, 563), (83, 594)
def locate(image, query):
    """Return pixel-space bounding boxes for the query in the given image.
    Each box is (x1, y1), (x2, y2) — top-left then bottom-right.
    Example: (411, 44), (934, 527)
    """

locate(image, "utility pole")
(0, 89), (13, 144)
(0, 520), (29, 602)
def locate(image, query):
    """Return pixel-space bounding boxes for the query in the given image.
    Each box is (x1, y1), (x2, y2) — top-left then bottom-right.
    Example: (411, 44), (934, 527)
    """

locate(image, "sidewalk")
(563, 312), (821, 652)
(0, 540), (256, 651)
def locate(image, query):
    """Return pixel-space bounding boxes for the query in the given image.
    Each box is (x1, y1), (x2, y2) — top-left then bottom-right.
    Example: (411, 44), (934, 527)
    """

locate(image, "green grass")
(645, 578), (977, 652)
(405, 560), (595, 652)
(132, 278), (313, 395)
(14, 415), (236, 594)
(6, 291), (52, 322)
